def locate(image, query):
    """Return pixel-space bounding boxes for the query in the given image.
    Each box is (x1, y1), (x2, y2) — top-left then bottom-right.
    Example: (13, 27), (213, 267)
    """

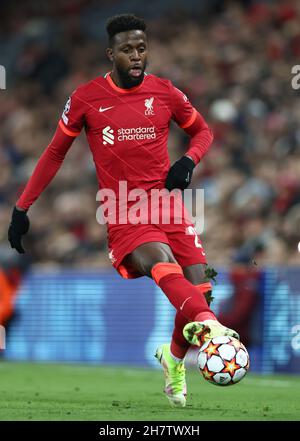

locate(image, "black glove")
(165, 156), (195, 191)
(8, 207), (30, 254)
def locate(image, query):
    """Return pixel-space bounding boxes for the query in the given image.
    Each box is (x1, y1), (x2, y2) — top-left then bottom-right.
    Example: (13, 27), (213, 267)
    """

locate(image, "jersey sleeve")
(59, 88), (86, 137)
(168, 82), (197, 129)
(16, 124), (76, 211)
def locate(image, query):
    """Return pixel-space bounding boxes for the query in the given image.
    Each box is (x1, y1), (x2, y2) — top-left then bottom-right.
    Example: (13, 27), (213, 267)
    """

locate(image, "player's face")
(107, 30), (148, 88)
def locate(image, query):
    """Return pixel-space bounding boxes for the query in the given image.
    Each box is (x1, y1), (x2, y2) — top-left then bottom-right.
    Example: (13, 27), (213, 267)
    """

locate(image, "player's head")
(106, 14), (148, 88)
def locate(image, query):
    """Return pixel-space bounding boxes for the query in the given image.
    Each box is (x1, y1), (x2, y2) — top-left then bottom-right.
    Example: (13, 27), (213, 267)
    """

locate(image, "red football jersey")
(59, 72), (197, 194)
(17, 72), (213, 224)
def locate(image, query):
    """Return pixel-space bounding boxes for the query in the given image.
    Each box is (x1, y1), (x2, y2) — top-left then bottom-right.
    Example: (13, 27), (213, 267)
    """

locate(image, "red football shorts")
(107, 194), (207, 279)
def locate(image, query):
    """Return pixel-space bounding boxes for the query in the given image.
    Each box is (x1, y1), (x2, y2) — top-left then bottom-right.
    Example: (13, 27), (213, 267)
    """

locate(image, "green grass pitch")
(0, 361), (299, 421)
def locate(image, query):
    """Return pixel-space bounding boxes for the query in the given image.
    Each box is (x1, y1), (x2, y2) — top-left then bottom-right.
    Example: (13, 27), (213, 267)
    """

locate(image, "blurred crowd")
(1, 0), (300, 270)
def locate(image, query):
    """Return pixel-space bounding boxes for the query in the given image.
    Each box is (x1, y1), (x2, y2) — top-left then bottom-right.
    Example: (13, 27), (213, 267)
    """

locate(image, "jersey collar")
(105, 72), (146, 93)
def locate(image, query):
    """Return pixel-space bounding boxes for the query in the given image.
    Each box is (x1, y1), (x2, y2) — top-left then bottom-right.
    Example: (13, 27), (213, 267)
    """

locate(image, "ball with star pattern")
(197, 336), (250, 386)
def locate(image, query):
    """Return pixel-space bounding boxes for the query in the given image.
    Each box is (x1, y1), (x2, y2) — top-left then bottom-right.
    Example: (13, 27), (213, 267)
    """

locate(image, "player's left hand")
(8, 207), (30, 254)
(165, 155), (195, 191)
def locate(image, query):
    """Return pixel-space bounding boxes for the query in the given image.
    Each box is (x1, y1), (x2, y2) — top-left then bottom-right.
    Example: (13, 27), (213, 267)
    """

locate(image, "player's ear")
(106, 48), (114, 62)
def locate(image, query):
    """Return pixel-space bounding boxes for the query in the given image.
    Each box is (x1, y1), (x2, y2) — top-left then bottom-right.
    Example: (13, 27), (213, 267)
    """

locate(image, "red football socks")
(151, 263), (216, 321)
(170, 281), (215, 359)
(170, 310), (190, 359)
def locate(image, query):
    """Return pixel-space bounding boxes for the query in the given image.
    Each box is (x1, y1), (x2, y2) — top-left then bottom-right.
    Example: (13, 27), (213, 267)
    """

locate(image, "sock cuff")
(151, 262), (183, 285)
(195, 282), (212, 294)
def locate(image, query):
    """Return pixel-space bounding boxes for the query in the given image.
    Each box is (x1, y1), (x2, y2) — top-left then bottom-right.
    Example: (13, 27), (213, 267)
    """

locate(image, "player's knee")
(143, 251), (176, 277)
(129, 243), (177, 277)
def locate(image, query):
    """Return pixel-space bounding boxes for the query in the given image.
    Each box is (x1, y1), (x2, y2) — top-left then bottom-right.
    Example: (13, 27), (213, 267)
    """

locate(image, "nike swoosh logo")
(180, 296), (192, 311)
(99, 106), (114, 113)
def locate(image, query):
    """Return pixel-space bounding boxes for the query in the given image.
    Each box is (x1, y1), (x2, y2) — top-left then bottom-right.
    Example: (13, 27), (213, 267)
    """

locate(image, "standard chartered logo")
(102, 126), (114, 145)
(102, 126), (156, 145)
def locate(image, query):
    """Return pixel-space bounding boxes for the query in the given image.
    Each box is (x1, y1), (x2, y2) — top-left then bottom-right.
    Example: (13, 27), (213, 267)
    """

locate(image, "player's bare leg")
(122, 242), (177, 276)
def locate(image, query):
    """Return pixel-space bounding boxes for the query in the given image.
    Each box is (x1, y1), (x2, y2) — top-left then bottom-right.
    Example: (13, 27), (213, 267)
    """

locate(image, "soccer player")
(8, 14), (239, 407)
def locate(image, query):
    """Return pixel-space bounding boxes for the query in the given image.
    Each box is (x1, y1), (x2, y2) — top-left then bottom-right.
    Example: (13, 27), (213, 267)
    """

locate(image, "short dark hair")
(106, 14), (146, 44)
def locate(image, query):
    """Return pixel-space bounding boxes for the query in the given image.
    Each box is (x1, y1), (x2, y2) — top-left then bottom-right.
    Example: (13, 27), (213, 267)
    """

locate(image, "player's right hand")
(8, 207), (30, 254)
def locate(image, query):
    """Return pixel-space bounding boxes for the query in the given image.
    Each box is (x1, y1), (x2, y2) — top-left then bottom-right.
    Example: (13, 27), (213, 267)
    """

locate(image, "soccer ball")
(197, 336), (250, 386)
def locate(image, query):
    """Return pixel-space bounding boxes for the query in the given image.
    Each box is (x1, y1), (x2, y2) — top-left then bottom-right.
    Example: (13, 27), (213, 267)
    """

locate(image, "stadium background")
(1, 0), (300, 380)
